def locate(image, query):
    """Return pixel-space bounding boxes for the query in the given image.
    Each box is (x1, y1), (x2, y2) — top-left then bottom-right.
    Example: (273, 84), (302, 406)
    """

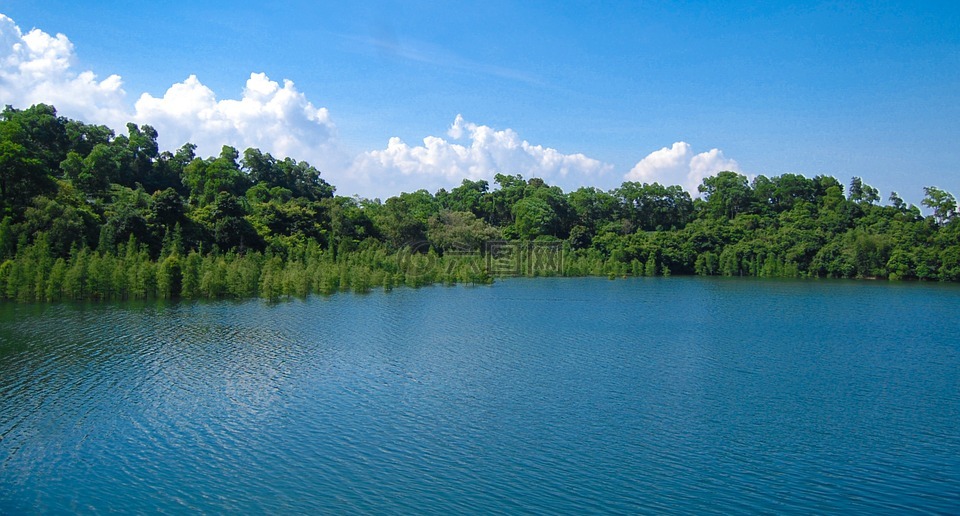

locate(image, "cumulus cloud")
(134, 73), (347, 173)
(351, 114), (613, 195)
(0, 14), (128, 126)
(0, 14), (347, 177)
(625, 141), (740, 195)
(0, 13), (738, 199)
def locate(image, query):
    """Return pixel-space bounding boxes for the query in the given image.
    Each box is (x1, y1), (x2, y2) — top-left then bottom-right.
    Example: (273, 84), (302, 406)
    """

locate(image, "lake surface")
(1, 277), (958, 513)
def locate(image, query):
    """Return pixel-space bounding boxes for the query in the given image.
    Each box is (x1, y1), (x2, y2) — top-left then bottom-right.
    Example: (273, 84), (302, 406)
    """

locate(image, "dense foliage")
(1, 104), (957, 301)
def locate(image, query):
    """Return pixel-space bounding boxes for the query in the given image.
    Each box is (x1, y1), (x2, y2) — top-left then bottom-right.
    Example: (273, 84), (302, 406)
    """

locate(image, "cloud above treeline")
(0, 14), (128, 125)
(350, 114), (614, 195)
(0, 13), (740, 198)
(134, 73), (348, 176)
(625, 142), (741, 194)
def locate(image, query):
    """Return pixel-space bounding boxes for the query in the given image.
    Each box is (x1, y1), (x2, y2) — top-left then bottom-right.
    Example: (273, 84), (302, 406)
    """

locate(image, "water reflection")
(1, 278), (958, 513)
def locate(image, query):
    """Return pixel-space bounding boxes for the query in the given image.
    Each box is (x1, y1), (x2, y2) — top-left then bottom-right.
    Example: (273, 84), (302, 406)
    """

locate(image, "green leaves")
(6, 102), (960, 302)
(922, 186), (957, 226)
(698, 171), (753, 220)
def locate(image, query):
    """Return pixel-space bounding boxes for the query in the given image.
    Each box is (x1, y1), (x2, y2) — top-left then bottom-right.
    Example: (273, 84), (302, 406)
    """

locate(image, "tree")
(242, 148), (334, 201)
(569, 187), (618, 227)
(922, 186), (956, 226)
(124, 123), (160, 189)
(616, 182), (693, 230)
(567, 186), (619, 247)
(372, 192), (435, 249)
(323, 196), (376, 255)
(1, 104), (68, 171)
(849, 177), (880, 205)
(698, 172), (754, 219)
(752, 173), (818, 213)
(182, 146), (250, 205)
(77, 143), (121, 195)
(441, 178), (489, 216)
(99, 186), (152, 252)
(0, 117), (51, 214)
(524, 182), (572, 238)
(156, 254), (182, 298)
(427, 210), (499, 252)
(242, 148), (281, 187)
(208, 192), (262, 252)
(22, 194), (98, 258)
(277, 157), (334, 200)
(888, 191), (906, 211)
(64, 119), (113, 157)
(485, 173), (527, 226)
(511, 196), (558, 240)
(0, 216), (14, 260)
(250, 197), (328, 244)
(151, 187), (186, 230)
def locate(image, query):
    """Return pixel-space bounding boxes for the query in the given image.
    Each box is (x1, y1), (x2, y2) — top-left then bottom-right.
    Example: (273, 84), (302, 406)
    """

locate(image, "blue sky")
(1, 1), (958, 204)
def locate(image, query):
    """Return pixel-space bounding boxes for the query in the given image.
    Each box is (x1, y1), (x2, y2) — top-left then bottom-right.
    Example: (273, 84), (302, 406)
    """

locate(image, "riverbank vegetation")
(1, 104), (958, 301)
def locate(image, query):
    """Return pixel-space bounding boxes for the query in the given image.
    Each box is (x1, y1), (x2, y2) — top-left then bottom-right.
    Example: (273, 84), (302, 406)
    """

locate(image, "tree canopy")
(0, 104), (957, 301)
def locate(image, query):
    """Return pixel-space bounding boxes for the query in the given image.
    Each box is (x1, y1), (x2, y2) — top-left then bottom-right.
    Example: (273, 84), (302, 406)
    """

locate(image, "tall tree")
(922, 186), (957, 226)
(849, 177), (880, 204)
(698, 171), (754, 219)
(616, 182), (693, 230)
(182, 146), (250, 205)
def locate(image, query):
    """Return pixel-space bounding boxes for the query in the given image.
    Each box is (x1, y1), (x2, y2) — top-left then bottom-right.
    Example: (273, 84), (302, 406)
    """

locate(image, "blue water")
(1, 278), (959, 513)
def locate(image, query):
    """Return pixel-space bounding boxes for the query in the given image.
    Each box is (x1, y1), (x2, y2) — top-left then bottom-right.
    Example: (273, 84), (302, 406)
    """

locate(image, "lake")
(1, 277), (958, 513)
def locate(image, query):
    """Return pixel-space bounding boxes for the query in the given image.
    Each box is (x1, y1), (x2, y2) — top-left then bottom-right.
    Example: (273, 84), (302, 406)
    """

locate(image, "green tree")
(77, 143), (121, 195)
(64, 119), (113, 157)
(0, 118), (50, 214)
(427, 210), (500, 252)
(208, 192), (263, 252)
(616, 181), (693, 230)
(372, 191), (436, 249)
(99, 186), (152, 251)
(440, 178), (489, 216)
(752, 173), (818, 213)
(22, 191), (99, 258)
(182, 146), (250, 205)
(242, 148), (334, 201)
(1, 104), (68, 171)
(123, 123), (160, 189)
(698, 172), (754, 219)
(921, 186), (956, 226)
(849, 177), (880, 205)
(151, 187), (186, 230)
(511, 196), (558, 240)
(888, 191), (906, 211)
(485, 173), (527, 226)
(157, 254), (182, 298)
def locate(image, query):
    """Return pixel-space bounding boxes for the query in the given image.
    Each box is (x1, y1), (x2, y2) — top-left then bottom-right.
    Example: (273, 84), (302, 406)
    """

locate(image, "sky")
(1, 1), (958, 205)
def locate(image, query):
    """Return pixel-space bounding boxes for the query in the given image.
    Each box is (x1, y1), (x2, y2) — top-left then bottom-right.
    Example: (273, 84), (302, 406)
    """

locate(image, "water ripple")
(0, 280), (958, 512)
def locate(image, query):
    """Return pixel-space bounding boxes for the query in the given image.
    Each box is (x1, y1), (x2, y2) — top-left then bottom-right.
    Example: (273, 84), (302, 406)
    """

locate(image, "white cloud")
(350, 114), (613, 195)
(0, 13), (739, 200)
(0, 14), (347, 179)
(625, 141), (740, 195)
(0, 14), (128, 126)
(133, 73), (347, 174)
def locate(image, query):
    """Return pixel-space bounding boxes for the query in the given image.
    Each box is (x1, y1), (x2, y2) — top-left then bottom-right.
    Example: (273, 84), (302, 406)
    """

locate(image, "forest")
(0, 103), (957, 302)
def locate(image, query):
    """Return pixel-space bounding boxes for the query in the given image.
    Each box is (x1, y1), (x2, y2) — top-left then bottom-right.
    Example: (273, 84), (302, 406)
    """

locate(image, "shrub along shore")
(1, 104), (958, 302)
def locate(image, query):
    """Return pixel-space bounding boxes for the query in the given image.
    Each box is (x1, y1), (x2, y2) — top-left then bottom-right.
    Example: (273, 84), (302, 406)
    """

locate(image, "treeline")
(0, 104), (958, 302)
